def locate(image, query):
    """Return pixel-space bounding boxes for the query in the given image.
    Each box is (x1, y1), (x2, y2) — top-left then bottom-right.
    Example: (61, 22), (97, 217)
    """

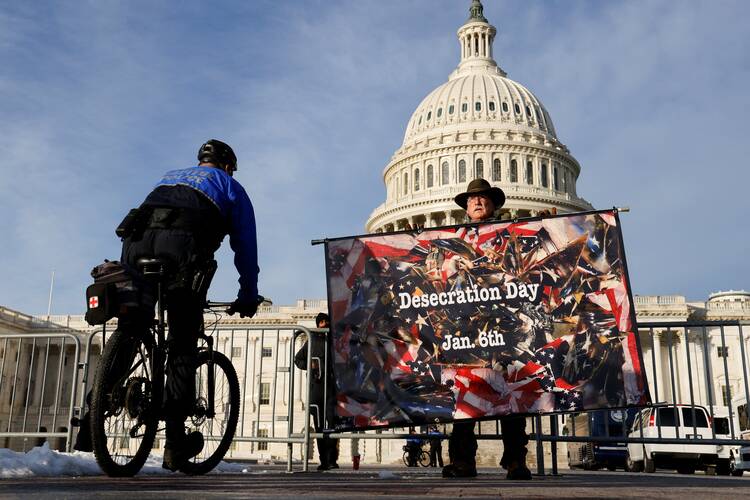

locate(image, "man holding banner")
(323, 174), (649, 482)
(441, 179), (531, 480)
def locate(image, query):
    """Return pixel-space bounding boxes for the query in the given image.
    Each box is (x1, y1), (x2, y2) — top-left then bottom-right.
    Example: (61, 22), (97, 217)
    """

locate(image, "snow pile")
(377, 470), (400, 479)
(0, 443), (249, 478)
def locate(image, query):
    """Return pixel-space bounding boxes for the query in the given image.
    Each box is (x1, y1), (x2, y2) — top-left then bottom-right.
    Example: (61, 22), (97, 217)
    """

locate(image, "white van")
(625, 405), (718, 474)
(732, 396), (750, 476)
(711, 410), (741, 476)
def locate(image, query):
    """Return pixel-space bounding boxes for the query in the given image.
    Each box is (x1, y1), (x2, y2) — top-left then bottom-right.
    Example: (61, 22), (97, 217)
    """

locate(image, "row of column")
(378, 208), (545, 233)
(388, 152), (576, 202)
(462, 30), (492, 60)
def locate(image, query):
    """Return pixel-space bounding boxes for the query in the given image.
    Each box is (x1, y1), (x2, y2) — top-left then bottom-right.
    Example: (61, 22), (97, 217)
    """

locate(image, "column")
(653, 331), (663, 402)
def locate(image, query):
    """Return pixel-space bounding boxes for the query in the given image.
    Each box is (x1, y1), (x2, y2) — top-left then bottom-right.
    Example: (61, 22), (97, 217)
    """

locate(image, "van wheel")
(644, 455), (656, 473)
(626, 452), (643, 473)
(716, 459), (730, 476)
(676, 464), (695, 475)
(730, 454), (744, 477)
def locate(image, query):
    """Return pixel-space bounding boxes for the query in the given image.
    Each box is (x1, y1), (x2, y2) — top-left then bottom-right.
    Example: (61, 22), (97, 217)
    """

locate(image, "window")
(717, 346), (729, 358)
(514, 103), (521, 114)
(713, 417), (730, 436)
(475, 101), (481, 112)
(261, 347), (272, 358)
(655, 407), (678, 427)
(541, 163), (548, 187)
(427, 164), (434, 188)
(553, 165), (559, 190)
(461, 103), (468, 113)
(426, 111), (431, 121)
(738, 403), (750, 432)
(449, 104), (455, 115)
(441, 162), (449, 184)
(526, 105), (532, 117)
(502, 101), (508, 112)
(414, 168), (420, 191)
(682, 407), (709, 428)
(510, 159), (518, 183)
(259, 382), (270, 405)
(526, 161), (533, 185)
(458, 160), (466, 182)
(437, 108), (442, 118)
(403, 173), (408, 195)
(418, 116), (422, 125)
(722, 385), (732, 407)
(232, 347), (242, 358)
(257, 428), (268, 451)
(492, 159), (501, 181)
(489, 101), (495, 111)
(475, 158), (484, 179)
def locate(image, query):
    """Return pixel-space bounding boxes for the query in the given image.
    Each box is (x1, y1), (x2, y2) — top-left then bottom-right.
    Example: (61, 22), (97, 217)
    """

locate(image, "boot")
(442, 461), (477, 478)
(72, 412), (93, 452)
(506, 460), (532, 480)
(163, 431), (204, 471)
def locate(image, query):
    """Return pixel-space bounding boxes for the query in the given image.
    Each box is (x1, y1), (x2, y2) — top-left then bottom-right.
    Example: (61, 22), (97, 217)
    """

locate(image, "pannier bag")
(85, 260), (151, 325)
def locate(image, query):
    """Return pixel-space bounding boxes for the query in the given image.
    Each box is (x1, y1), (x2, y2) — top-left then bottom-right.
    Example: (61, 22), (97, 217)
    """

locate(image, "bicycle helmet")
(197, 139), (238, 173)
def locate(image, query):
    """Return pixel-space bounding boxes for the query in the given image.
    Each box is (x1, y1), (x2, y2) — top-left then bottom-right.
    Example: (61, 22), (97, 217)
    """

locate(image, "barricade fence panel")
(0, 333), (82, 453)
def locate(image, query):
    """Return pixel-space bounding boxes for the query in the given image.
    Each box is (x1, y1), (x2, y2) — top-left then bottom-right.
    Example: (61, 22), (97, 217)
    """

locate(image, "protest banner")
(324, 209), (650, 431)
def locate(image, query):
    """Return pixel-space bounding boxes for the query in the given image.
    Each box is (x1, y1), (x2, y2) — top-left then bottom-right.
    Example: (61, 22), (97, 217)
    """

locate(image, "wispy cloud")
(1, 0), (748, 313)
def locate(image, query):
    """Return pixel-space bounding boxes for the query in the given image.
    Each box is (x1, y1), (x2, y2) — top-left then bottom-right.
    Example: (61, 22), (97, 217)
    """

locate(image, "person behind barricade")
(74, 140), (261, 472)
(441, 178), (532, 480)
(405, 428), (423, 467)
(428, 425), (443, 467)
(295, 312), (339, 471)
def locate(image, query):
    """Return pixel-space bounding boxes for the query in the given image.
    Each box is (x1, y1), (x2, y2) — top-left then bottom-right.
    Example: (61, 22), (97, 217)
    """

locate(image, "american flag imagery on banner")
(324, 209), (650, 431)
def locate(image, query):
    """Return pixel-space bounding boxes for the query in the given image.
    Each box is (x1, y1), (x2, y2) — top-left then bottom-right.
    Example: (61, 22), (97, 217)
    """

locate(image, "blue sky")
(1, 0), (748, 315)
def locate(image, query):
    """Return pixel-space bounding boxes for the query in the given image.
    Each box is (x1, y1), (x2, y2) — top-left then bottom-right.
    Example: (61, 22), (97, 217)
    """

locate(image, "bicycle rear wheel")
(90, 329), (158, 477)
(179, 350), (240, 475)
(419, 450), (431, 467)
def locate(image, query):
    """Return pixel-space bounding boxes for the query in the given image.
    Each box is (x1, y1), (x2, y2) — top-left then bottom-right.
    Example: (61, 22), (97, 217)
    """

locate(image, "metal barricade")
(0, 332), (83, 452)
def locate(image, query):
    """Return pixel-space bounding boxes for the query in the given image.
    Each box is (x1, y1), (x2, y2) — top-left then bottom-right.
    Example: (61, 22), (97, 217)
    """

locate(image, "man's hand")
(227, 297), (260, 318)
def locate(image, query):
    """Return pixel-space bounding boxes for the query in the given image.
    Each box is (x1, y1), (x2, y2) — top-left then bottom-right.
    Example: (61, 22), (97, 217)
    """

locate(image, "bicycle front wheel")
(419, 450), (431, 467)
(90, 329), (158, 477)
(179, 351), (240, 475)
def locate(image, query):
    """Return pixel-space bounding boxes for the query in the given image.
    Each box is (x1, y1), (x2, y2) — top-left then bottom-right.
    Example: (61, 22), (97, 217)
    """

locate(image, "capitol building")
(1, 0), (749, 470)
(366, 0), (591, 233)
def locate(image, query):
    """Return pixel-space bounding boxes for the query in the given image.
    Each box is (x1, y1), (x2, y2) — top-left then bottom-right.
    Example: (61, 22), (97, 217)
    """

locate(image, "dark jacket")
(295, 330), (336, 429)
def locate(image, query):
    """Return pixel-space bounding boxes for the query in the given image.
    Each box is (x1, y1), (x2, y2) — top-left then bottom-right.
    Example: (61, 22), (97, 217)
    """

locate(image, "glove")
(227, 296), (259, 318)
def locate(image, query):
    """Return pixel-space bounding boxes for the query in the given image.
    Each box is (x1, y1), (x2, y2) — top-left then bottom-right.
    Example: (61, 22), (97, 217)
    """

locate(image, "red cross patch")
(89, 296), (99, 309)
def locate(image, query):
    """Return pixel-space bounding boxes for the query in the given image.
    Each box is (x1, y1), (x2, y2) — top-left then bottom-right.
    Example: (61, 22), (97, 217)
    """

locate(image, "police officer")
(442, 178), (532, 480)
(121, 139), (260, 470)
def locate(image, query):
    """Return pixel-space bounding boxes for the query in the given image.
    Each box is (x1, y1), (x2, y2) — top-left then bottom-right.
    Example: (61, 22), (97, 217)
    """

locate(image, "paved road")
(2, 466), (749, 499)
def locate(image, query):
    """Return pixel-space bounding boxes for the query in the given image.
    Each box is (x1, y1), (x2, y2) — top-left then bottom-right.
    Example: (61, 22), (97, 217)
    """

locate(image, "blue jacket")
(152, 166), (259, 302)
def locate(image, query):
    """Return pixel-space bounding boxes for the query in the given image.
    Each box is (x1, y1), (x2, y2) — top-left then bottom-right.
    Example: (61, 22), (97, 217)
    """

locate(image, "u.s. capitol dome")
(366, 0), (592, 233)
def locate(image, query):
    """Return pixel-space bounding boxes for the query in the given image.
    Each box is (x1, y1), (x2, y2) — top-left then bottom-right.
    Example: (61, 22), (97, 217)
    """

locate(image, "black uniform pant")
(447, 416), (529, 470)
(429, 441), (444, 467)
(121, 228), (207, 445)
(311, 396), (338, 466)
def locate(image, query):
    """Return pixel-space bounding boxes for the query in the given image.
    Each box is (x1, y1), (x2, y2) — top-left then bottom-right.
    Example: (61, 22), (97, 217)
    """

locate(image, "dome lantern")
(455, 0), (505, 77)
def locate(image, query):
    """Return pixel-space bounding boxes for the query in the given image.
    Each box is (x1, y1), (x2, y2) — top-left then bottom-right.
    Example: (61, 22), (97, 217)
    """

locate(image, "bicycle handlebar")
(205, 296), (272, 310)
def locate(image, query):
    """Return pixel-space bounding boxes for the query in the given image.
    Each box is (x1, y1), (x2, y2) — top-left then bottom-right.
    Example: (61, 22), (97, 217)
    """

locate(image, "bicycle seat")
(136, 257), (173, 278)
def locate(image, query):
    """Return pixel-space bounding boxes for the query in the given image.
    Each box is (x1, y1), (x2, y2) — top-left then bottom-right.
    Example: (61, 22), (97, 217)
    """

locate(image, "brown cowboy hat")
(454, 178), (506, 209)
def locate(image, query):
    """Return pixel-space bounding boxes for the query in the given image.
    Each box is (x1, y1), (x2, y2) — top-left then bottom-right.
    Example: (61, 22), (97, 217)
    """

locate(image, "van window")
(656, 407), (679, 427)
(713, 417), (730, 435)
(681, 407), (709, 427)
(739, 403), (750, 431)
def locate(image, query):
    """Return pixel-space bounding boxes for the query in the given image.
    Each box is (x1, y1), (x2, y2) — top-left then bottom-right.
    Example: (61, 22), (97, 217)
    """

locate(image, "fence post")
(549, 415), (558, 476)
(535, 415), (544, 476)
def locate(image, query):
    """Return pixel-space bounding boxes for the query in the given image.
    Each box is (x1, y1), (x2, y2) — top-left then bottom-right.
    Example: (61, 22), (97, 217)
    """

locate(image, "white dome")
(403, 72), (559, 147)
(365, 1), (592, 234)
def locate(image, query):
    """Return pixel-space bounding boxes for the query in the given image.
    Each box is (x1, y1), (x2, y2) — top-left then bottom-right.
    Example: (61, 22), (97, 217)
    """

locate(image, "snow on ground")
(0, 443), (250, 478)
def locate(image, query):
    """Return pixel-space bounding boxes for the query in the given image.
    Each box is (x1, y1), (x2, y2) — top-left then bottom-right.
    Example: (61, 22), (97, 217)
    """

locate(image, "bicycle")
(402, 443), (431, 467)
(89, 256), (263, 477)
